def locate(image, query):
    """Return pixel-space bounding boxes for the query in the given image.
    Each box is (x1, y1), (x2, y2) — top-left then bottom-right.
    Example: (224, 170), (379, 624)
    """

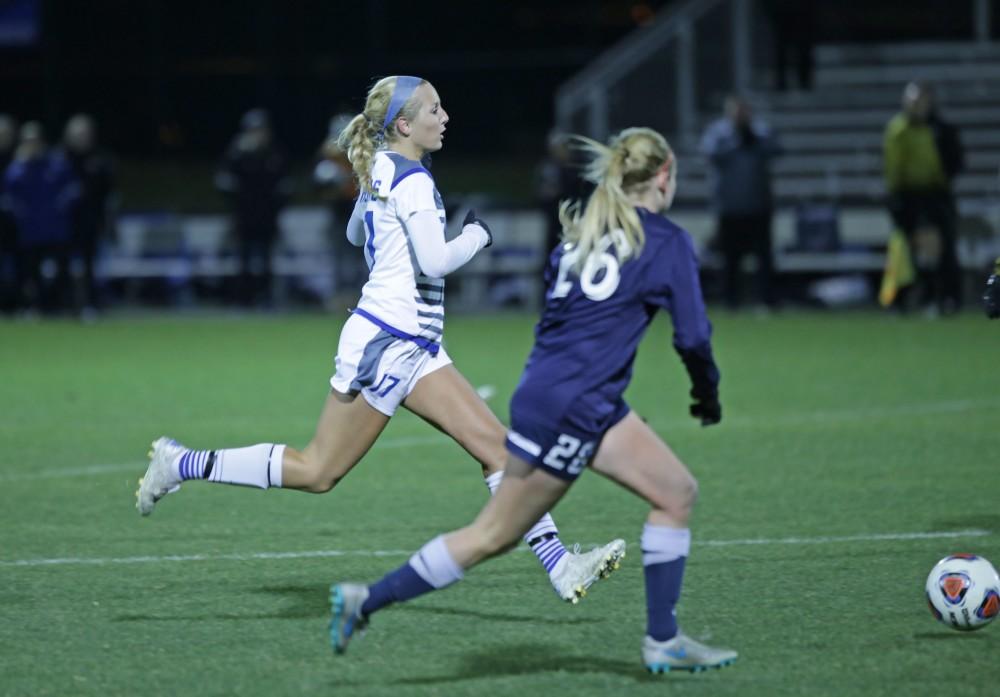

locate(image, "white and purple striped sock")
(177, 449), (215, 481)
(174, 444), (285, 489)
(484, 471), (567, 574)
(531, 535), (567, 573)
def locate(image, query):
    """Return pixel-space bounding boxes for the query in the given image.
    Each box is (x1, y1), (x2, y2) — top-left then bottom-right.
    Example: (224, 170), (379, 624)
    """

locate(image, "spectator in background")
(700, 95), (783, 311)
(4, 121), (79, 314)
(0, 114), (18, 311)
(215, 108), (292, 307)
(883, 81), (964, 315)
(63, 114), (114, 315)
(314, 112), (362, 294)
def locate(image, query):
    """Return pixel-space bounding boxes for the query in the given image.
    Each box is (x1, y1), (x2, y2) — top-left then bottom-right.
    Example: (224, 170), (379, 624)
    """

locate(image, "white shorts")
(330, 312), (452, 416)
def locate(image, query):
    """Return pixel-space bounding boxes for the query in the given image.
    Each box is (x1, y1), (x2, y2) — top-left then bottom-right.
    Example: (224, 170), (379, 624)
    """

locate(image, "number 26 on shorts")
(542, 434), (596, 476)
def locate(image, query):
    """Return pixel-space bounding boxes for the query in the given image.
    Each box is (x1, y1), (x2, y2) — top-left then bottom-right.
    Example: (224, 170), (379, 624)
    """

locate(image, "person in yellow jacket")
(883, 81), (964, 314)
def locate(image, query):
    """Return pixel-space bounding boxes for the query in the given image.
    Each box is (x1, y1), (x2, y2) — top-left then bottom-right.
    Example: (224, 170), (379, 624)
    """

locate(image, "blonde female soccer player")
(136, 76), (624, 602)
(330, 127), (738, 674)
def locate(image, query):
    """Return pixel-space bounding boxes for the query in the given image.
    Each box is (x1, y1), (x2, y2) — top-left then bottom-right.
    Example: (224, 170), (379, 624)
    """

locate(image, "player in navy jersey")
(135, 76), (625, 603)
(330, 127), (738, 674)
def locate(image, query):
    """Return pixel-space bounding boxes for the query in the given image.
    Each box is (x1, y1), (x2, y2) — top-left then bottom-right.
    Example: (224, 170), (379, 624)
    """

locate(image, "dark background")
(2, 0), (677, 160)
(1, 0), (991, 163)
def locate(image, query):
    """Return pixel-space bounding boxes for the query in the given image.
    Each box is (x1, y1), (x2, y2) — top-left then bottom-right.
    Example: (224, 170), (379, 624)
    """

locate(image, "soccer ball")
(925, 554), (1000, 631)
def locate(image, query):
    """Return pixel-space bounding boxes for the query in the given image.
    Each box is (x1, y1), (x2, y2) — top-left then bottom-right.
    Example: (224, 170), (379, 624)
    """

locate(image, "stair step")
(673, 151), (1000, 177)
(815, 41), (1000, 67)
(815, 62), (1000, 87)
(767, 106), (1000, 131)
(765, 83), (1000, 111)
(678, 41), (999, 208)
(675, 173), (996, 195)
(778, 129), (1000, 151)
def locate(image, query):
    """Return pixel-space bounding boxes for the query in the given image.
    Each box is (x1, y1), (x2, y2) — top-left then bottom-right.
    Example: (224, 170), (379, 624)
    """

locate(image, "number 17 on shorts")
(369, 373), (400, 398)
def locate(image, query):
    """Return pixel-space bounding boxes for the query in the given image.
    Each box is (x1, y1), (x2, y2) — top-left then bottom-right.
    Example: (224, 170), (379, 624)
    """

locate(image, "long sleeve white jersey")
(346, 151), (487, 354)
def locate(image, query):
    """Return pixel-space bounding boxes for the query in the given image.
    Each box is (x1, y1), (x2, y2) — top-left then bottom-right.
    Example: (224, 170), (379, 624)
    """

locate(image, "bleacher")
(667, 38), (1000, 286)
(96, 3), (1000, 311)
(553, 0), (1000, 287)
(98, 208), (338, 305)
(672, 40), (1000, 213)
(98, 204), (550, 311)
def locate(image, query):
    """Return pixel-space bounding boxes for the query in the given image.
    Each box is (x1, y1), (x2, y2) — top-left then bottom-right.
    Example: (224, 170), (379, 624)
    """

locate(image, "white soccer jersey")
(354, 151), (447, 351)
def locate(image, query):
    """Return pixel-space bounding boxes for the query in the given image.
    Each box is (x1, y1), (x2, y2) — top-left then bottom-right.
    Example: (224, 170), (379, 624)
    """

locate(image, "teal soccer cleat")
(643, 633), (738, 673)
(329, 583), (370, 654)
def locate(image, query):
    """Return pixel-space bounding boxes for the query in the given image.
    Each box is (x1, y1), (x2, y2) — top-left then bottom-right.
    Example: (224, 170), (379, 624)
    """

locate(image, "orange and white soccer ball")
(925, 554), (1000, 631)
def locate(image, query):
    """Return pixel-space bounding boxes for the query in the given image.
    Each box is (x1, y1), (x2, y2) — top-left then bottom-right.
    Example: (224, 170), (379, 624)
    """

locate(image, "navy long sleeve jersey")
(512, 208), (719, 434)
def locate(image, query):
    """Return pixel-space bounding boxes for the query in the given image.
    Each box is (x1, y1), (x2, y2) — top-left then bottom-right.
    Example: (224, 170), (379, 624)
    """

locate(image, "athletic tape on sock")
(641, 524), (691, 566)
(408, 535), (464, 589)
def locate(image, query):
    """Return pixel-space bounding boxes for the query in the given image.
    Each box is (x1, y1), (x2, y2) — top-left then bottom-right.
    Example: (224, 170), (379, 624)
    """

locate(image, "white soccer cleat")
(550, 539), (626, 604)
(135, 437), (185, 516)
(329, 583), (370, 655)
(643, 633), (738, 673)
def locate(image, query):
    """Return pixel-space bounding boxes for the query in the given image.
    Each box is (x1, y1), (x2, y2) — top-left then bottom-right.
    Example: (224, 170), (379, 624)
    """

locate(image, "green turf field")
(1, 310), (999, 696)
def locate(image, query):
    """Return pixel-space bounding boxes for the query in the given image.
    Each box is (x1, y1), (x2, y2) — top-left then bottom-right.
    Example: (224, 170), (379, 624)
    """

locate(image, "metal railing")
(554, 0), (759, 149)
(555, 0), (996, 149)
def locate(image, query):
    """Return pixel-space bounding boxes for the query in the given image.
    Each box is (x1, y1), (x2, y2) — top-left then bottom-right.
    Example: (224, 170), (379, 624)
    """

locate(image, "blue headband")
(381, 76), (423, 133)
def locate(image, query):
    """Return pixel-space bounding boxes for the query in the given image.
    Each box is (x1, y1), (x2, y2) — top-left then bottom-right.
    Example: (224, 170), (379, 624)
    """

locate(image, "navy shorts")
(505, 399), (631, 481)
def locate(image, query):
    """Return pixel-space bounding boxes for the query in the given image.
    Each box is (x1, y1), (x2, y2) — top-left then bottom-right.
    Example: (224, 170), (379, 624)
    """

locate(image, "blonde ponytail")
(559, 127), (673, 269)
(336, 76), (427, 197)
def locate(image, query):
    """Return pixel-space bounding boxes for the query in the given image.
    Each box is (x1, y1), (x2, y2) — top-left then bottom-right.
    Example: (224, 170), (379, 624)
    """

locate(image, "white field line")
(2, 397), (995, 484)
(0, 529), (990, 569)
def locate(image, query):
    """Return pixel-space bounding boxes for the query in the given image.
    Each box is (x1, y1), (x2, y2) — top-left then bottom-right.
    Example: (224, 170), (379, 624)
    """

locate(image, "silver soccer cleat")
(135, 437), (185, 516)
(329, 583), (370, 654)
(550, 539), (626, 604)
(643, 633), (738, 673)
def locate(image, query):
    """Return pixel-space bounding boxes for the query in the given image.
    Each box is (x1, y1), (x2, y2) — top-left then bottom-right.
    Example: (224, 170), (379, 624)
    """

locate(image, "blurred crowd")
(0, 114), (113, 318)
(0, 75), (980, 319)
(0, 107), (364, 316)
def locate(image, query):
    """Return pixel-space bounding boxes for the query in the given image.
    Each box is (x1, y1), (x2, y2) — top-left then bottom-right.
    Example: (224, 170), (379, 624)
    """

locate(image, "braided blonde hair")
(335, 76), (427, 197)
(559, 127), (674, 268)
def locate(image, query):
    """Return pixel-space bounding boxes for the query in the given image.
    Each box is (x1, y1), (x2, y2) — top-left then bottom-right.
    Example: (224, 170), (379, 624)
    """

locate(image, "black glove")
(985, 262), (1000, 319)
(689, 396), (722, 427)
(463, 209), (492, 248)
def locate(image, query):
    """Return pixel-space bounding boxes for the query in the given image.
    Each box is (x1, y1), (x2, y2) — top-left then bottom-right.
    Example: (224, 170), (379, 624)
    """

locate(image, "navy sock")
(361, 562), (435, 616)
(644, 556), (686, 641)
